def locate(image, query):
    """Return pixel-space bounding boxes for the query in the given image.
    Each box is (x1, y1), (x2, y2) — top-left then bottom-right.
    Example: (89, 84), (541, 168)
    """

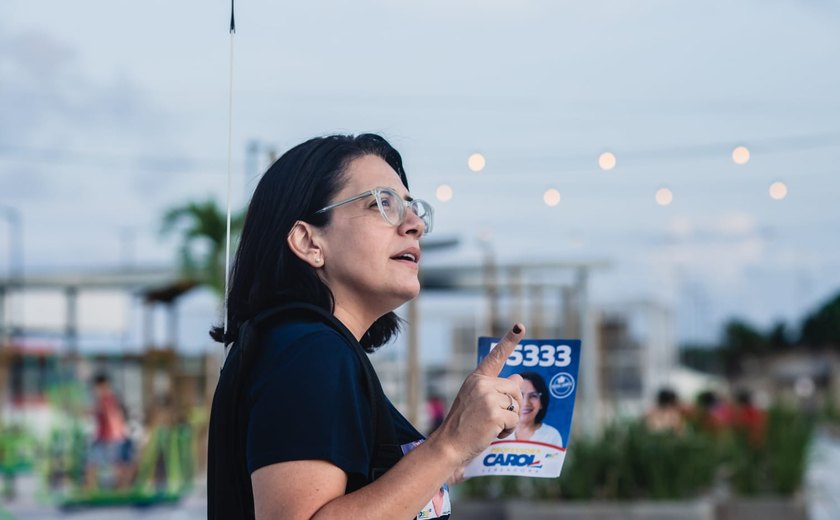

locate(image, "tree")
(160, 199), (244, 296)
(767, 320), (792, 350)
(719, 319), (767, 377)
(799, 292), (840, 348)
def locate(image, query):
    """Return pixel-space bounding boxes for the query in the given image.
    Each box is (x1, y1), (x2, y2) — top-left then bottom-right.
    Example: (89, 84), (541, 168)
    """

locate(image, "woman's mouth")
(390, 248), (421, 267)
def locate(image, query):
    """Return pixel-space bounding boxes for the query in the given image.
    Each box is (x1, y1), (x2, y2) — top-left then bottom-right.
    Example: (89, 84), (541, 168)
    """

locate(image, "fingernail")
(512, 324), (522, 334)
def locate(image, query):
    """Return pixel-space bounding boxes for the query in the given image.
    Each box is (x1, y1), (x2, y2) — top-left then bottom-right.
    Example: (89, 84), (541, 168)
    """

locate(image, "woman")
(207, 134), (526, 519)
(512, 372), (563, 448)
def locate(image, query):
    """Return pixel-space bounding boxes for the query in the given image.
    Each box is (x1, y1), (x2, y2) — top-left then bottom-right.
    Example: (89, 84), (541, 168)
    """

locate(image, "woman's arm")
(252, 324), (526, 520)
(252, 435), (458, 520)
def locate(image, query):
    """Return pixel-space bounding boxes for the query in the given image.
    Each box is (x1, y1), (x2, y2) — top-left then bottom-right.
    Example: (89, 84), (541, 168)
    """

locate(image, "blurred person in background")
(692, 390), (729, 434)
(645, 387), (686, 434)
(85, 372), (133, 490)
(730, 388), (767, 447)
(426, 394), (446, 433)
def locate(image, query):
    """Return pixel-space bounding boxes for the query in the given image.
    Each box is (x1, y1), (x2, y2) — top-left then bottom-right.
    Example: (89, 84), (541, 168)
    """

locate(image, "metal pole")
(2, 207), (23, 280)
(245, 140), (259, 202)
(407, 298), (420, 425)
(65, 286), (79, 362)
(120, 227), (136, 269)
(576, 267), (600, 436)
(0, 206), (22, 421)
(510, 266), (522, 325)
(166, 301), (178, 350)
(1, 207), (23, 338)
(532, 284), (544, 338)
(479, 239), (500, 335)
(0, 286), (7, 419)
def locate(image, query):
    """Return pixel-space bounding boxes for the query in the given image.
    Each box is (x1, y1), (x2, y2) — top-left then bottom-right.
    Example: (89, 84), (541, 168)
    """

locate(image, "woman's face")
(519, 378), (542, 426)
(316, 154), (425, 318)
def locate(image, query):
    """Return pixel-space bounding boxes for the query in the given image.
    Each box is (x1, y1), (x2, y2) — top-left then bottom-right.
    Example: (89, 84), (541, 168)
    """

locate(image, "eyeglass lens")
(377, 189), (432, 232)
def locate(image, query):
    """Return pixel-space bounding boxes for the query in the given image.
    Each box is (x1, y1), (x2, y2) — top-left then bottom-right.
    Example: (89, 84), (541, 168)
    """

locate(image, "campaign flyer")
(463, 337), (581, 479)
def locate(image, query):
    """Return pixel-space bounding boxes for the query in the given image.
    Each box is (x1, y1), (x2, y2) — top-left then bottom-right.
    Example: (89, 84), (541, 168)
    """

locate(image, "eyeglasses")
(314, 186), (434, 235)
(522, 391), (542, 401)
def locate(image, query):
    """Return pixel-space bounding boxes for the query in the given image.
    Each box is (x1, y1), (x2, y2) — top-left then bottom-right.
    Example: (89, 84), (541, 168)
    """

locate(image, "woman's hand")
(430, 323), (526, 464)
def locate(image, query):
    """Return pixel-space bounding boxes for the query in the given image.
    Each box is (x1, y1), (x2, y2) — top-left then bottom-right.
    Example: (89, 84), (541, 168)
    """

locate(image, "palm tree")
(160, 199), (244, 296)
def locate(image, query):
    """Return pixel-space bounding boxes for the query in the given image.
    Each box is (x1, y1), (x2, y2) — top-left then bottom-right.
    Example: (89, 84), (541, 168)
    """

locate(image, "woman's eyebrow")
(385, 186), (413, 201)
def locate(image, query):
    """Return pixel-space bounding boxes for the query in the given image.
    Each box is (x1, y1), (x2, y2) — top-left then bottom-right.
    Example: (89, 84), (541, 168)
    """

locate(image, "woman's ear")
(287, 221), (324, 268)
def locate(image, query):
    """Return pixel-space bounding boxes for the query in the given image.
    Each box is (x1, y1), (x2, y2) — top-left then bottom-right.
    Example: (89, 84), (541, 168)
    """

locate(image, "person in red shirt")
(731, 389), (767, 447)
(85, 373), (130, 490)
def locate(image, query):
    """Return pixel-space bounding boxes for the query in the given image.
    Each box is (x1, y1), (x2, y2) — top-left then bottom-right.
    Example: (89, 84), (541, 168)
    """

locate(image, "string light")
(769, 181), (788, 200)
(598, 152), (617, 171)
(436, 184), (454, 202)
(467, 153), (486, 172)
(732, 145), (750, 165)
(655, 187), (673, 206)
(543, 188), (561, 207)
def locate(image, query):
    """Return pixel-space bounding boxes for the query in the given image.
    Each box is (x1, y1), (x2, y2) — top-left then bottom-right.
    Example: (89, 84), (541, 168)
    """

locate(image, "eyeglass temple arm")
(313, 190), (375, 214)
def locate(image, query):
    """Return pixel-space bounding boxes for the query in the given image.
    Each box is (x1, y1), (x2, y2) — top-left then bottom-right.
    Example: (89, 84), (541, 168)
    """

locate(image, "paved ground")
(0, 476), (206, 519)
(3, 430), (840, 519)
(805, 428), (840, 520)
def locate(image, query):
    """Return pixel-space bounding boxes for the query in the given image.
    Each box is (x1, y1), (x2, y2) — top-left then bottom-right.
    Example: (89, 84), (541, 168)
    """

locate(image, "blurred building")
(372, 258), (683, 436)
(596, 302), (676, 419)
(2, 258), (686, 440)
(0, 267), (219, 438)
(735, 351), (840, 412)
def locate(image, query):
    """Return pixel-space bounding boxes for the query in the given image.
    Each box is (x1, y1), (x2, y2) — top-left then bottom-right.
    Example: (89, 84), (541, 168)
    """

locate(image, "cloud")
(0, 24), (173, 151)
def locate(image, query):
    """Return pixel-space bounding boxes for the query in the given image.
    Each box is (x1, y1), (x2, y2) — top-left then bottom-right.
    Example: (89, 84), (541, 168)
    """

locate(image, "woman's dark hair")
(520, 371), (550, 425)
(210, 133), (409, 352)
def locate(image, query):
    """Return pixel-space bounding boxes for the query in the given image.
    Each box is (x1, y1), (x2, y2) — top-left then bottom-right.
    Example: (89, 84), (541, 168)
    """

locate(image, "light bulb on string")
(655, 187), (673, 206)
(732, 146), (750, 165)
(467, 153), (486, 172)
(543, 188), (561, 207)
(598, 152), (616, 171)
(769, 181), (788, 200)
(436, 184), (453, 202)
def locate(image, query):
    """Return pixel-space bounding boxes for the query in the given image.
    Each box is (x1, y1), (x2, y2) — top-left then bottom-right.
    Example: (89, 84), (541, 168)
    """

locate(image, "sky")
(1, 0), (839, 348)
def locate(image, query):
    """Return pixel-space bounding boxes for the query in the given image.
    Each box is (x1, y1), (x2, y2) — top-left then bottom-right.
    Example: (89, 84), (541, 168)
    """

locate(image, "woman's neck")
(332, 303), (376, 341)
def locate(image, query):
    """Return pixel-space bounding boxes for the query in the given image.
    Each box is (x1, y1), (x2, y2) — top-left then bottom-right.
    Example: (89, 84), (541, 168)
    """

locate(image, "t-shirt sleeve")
(245, 329), (373, 479)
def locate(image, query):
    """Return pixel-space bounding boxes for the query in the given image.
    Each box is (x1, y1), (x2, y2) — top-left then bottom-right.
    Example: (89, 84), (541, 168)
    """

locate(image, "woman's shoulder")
(246, 319), (367, 399)
(262, 319), (354, 357)
(251, 318), (364, 377)
(266, 318), (343, 339)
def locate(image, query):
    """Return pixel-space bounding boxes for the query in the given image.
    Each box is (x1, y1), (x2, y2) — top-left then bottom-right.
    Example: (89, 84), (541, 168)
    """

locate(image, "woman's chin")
(397, 281), (422, 302)
(379, 286), (421, 314)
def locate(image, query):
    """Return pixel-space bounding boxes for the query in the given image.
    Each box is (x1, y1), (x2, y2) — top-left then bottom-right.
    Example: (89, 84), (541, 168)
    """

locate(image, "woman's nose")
(400, 207), (425, 236)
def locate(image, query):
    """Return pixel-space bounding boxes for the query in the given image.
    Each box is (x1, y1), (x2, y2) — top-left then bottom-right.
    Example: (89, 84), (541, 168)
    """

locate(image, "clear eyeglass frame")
(313, 186), (434, 235)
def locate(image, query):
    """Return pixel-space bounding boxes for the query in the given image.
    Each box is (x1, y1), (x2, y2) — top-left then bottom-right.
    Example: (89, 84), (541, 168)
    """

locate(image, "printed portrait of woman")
(511, 371), (564, 448)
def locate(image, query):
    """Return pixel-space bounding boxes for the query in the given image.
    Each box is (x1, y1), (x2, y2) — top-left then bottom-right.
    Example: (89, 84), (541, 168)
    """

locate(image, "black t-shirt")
(208, 317), (451, 519)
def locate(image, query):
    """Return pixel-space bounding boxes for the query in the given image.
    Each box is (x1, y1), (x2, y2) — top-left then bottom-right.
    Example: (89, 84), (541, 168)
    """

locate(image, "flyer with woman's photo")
(463, 337), (581, 479)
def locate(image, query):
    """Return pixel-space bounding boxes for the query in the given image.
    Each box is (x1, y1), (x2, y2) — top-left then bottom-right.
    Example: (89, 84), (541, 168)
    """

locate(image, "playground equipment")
(45, 422), (194, 509)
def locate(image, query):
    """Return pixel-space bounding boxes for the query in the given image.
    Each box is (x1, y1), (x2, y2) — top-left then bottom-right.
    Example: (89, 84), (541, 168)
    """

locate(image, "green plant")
(720, 406), (813, 496)
(556, 423), (719, 500)
(459, 406), (815, 502)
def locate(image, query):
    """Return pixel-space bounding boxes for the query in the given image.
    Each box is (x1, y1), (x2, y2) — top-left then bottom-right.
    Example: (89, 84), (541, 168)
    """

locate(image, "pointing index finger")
(475, 323), (526, 377)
